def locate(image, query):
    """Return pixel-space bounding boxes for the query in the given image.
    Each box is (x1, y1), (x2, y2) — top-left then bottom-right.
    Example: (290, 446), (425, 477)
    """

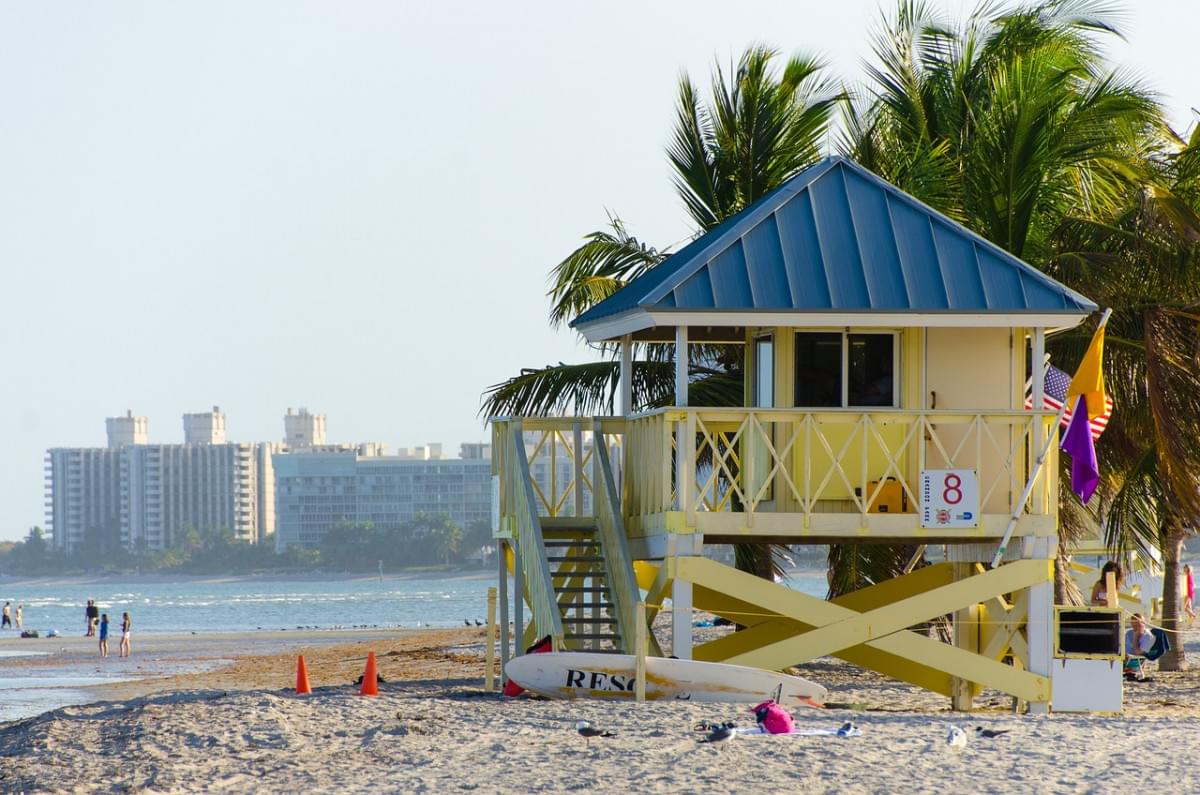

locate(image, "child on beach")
(14, 605), (22, 630)
(98, 614), (109, 658)
(120, 612), (131, 658)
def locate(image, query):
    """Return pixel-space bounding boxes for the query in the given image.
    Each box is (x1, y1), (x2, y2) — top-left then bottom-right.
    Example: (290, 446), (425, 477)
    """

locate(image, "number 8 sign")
(920, 469), (979, 528)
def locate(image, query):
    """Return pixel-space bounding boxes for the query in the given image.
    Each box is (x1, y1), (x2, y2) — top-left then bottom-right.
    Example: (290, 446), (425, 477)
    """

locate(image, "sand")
(2, 625), (1199, 793)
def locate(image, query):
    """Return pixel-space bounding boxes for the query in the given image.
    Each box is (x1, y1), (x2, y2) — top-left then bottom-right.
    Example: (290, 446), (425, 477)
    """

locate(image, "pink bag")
(752, 700), (795, 734)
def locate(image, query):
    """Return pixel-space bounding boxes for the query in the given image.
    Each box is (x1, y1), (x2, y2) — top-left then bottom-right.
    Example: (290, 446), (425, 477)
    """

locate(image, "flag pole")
(991, 400), (1070, 568)
(990, 308), (1110, 569)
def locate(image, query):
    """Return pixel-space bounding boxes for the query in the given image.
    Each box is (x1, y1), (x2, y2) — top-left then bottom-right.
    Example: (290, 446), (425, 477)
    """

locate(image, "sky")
(3, 1), (1198, 541)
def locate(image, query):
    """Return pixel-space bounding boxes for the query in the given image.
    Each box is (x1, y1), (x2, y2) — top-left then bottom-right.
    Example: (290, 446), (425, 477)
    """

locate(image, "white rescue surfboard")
(504, 652), (826, 705)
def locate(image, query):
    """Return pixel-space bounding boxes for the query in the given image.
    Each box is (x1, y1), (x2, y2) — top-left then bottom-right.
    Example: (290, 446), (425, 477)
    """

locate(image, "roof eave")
(574, 307), (1096, 343)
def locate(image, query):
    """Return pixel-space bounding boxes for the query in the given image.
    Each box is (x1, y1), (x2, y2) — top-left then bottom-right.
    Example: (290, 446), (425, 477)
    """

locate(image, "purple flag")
(1061, 395), (1099, 502)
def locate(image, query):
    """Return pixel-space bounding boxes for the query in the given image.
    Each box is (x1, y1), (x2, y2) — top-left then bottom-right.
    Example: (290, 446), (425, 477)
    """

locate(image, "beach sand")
(2, 625), (1198, 793)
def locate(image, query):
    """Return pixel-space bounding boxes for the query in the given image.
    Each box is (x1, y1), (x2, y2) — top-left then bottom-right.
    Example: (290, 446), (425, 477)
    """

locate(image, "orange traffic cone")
(295, 655), (312, 695)
(359, 651), (379, 696)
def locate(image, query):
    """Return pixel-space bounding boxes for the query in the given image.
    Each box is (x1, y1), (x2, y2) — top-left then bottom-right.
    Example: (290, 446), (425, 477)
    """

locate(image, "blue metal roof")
(571, 157), (1097, 335)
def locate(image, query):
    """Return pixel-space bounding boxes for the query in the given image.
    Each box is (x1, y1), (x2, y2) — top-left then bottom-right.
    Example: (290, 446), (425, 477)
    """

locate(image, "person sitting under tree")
(1124, 613), (1155, 679)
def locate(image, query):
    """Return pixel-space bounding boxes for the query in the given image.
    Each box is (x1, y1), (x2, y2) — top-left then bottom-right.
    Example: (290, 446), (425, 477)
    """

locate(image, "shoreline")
(0, 628), (421, 723)
(2, 626), (1199, 792)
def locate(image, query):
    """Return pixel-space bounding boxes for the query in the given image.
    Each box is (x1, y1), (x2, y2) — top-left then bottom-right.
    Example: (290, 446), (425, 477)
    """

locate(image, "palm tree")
(839, 0), (1167, 596)
(842, 0), (1159, 261)
(1049, 127), (1200, 669)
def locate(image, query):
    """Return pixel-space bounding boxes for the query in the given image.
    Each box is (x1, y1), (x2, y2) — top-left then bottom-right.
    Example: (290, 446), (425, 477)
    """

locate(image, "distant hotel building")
(46, 407), (566, 556)
(46, 408), (265, 553)
(272, 442), (494, 551)
(45, 407), (374, 554)
(271, 435), (597, 551)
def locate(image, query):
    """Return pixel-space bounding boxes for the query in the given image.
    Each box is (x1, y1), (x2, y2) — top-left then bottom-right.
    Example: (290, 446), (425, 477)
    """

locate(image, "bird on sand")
(975, 727), (1011, 739)
(575, 720), (616, 748)
(698, 724), (736, 748)
(474, 620), (484, 626)
(945, 725), (968, 748)
(464, 619), (472, 627)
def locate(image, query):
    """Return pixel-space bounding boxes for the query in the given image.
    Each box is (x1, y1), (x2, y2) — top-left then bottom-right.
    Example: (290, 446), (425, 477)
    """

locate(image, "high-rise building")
(396, 443), (443, 461)
(121, 442), (259, 549)
(284, 407), (326, 448)
(105, 410), (148, 447)
(459, 442), (491, 460)
(182, 406), (226, 445)
(273, 448), (493, 551)
(48, 410), (261, 553)
(44, 447), (124, 553)
(271, 437), (596, 551)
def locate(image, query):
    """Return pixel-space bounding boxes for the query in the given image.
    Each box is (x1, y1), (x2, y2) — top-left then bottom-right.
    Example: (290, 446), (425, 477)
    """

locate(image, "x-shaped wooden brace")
(676, 557), (1051, 703)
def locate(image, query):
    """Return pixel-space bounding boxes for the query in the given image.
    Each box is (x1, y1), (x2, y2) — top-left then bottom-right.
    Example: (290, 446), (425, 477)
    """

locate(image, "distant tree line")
(0, 514), (494, 577)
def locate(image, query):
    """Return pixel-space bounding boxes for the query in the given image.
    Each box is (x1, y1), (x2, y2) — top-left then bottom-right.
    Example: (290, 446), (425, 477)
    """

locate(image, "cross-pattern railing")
(491, 418), (625, 520)
(624, 408), (1057, 525)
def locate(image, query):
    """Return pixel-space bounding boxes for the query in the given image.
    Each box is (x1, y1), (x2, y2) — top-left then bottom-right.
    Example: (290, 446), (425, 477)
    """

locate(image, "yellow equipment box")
(866, 477), (909, 513)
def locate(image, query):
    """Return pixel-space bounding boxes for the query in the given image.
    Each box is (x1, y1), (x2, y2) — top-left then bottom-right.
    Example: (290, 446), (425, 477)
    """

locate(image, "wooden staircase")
(543, 522), (624, 652)
(495, 419), (639, 658)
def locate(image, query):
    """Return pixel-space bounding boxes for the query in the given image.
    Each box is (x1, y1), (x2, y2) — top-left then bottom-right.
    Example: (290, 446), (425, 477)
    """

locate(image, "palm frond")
(547, 214), (665, 328)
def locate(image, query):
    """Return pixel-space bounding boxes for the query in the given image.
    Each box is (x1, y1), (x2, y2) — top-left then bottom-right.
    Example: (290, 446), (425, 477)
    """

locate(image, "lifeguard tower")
(491, 156), (1097, 712)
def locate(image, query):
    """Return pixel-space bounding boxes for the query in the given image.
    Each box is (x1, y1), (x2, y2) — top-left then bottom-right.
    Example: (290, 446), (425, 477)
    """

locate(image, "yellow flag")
(1066, 322), (1107, 419)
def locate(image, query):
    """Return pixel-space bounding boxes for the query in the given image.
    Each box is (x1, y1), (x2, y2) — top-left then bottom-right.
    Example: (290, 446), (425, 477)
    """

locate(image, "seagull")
(474, 620), (484, 626)
(975, 727), (1011, 739)
(698, 724), (736, 748)
(464, 619), (472, 627)
(575, 720), (616, 748)
(946, 725), (968, 748)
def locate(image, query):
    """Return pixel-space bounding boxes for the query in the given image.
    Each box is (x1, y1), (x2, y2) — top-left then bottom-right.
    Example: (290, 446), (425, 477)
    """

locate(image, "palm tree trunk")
(1159, 529), (1187, 671)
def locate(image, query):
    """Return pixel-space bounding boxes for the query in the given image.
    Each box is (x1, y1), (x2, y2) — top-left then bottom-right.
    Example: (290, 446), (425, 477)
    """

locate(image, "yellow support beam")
(693, 613), (956, 696)
(674, 557), (1051, 703)
(979, 591), (1028, 663)
(633, 564), (672, 658)
(693, 565), (963, 695)
(718, 559), (1049, 668)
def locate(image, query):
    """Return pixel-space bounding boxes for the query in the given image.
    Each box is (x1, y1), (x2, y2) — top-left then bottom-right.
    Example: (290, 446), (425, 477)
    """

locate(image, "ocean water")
(0, 575), (500, 635)
(0, 570), (829, 636)
(0, 570), (829, 723)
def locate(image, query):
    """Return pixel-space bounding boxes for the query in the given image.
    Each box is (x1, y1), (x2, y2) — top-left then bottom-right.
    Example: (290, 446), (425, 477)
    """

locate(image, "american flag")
(1024, 364), (1113, 441)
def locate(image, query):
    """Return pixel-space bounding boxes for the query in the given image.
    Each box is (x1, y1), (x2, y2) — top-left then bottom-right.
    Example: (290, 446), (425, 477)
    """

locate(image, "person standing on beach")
(98, 614), (109, 658)
(14, 605), (22, 630)
(119, 612), (131, 658)
(1, 601), (11, 629)
(85, 600), (99, 637)
(1185, 564), (1196, 621)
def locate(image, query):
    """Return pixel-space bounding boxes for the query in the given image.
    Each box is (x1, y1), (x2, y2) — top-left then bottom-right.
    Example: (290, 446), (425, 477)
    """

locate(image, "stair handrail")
(592, 420), (639, 654)
(507, 422), (564, 649)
